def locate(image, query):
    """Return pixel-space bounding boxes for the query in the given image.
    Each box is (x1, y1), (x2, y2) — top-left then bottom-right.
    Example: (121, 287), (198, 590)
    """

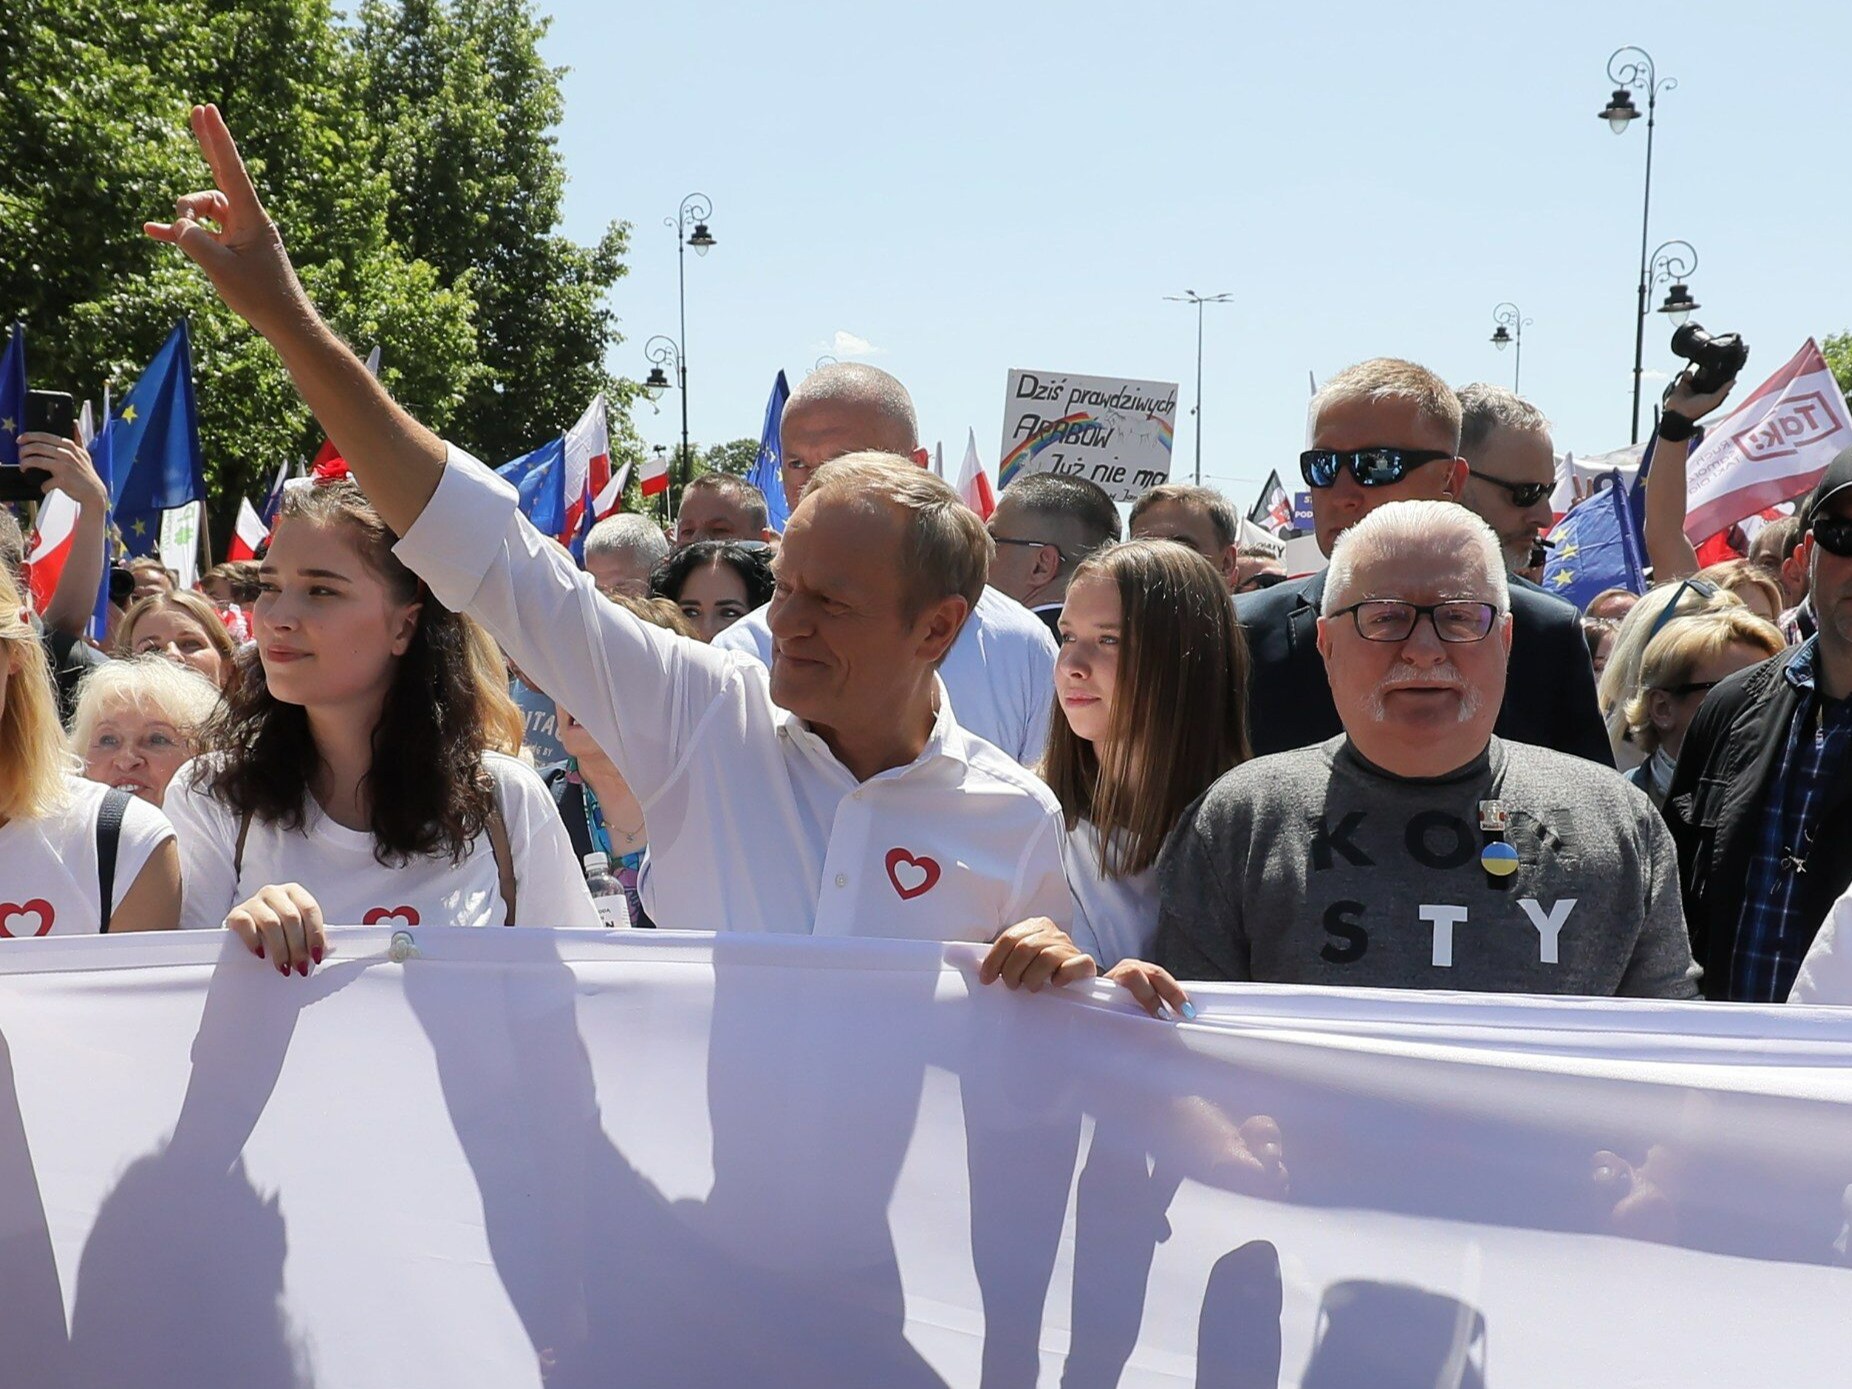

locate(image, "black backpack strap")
(95, 787), (132, 933)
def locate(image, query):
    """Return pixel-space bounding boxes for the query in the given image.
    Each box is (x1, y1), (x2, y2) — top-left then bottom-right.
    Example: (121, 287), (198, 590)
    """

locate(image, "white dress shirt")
(396, 447), (1087, 949)
(713, 586), (1058, 765)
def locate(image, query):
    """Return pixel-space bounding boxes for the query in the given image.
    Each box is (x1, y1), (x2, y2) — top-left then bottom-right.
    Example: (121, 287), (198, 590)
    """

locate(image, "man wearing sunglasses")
(1667, 447), (1852, 1003)
(1235, 358), (1611, 764)
(1456, 384), (1559, 575)
(1152, 500), (1696, 998)
(985, 472), (1121, 636)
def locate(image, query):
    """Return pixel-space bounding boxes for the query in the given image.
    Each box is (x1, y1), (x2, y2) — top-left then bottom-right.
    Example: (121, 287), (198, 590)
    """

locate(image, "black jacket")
(1662, 646), (1852, 1000)
(1233, 572), (1612, 765)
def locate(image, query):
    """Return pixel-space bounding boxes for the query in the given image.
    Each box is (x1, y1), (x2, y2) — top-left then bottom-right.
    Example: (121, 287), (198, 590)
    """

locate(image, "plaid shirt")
(1729, 638), (1852, 1001)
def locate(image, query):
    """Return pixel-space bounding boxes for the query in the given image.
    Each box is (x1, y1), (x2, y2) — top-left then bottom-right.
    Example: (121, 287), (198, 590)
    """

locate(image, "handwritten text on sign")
(999, 369), (1178, 502)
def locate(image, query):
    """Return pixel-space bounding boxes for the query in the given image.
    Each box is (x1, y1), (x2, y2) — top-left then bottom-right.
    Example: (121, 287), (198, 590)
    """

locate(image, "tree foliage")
(0, 0), (636, 552)
(1822, 331), (1852, 405)
(696, 438), (761, 480)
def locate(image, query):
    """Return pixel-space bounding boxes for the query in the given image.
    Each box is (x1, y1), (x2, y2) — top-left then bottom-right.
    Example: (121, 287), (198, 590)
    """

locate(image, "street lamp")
(1599, 45), (1677, 443)
(1489, 303), (1533, 394)
(812, 355), (838, 374)
(662, 192), (715, 508)
(1163, 289), (1232, 486)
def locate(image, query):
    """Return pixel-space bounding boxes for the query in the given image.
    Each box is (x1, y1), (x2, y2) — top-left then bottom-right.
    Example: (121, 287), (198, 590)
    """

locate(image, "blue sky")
(537, 0), (1851, 512)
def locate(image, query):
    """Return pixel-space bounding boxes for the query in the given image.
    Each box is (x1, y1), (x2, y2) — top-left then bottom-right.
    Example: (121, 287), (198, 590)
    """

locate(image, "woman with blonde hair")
(1596, 576), (1746, 768)
(70, 656), (221, 806)
(116, 588), (240, 692)
(0, 569), (180, 933)
(1623, 609), (1784, 807)
(1693, 558), (1784, 625)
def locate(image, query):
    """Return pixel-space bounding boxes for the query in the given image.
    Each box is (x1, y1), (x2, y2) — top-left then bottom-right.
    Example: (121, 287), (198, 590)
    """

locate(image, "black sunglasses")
(1468, 468), (1551, 509)
(1812, 516), (1852, 559)
(1645, 577), (1720, 644)
(1301, 447), (1456, 490)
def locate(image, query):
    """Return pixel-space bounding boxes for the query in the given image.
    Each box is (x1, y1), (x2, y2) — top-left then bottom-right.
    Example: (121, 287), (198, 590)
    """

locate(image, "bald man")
(715, 364), (1059, 764)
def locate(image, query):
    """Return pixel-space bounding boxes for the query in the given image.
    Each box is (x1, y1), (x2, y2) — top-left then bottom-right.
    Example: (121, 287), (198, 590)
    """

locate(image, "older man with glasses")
(1150, 500), (1697, 998)
(1668, 447), (1852, 1003)
(1235, 358), (1612, 763)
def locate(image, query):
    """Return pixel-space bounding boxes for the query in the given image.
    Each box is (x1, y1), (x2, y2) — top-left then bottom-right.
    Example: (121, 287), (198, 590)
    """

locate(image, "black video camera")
(1670, 322), (1749, 395)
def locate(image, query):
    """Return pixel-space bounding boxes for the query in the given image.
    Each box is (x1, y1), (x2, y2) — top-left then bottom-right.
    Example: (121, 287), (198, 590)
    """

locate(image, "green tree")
(696, 438), (761, 479)
(1823, 331), (1852, 404)
(355, 0), (637, 466)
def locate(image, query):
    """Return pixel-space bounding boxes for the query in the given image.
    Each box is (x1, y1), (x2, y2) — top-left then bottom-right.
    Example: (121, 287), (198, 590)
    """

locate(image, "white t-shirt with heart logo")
(0, 775), (176, 936)
(164, 752), (600, 931)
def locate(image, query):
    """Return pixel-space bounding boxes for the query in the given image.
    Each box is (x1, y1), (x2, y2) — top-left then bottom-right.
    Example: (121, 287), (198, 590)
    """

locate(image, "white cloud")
(832, 330), (882, 358)
(1640, 368), (1671, 383)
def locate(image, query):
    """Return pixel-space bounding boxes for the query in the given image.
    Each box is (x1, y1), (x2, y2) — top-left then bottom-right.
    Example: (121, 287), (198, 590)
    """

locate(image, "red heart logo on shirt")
(884, 849), (941, 901)
(363, 906), (421, 927)
(0, 900), (55, 938)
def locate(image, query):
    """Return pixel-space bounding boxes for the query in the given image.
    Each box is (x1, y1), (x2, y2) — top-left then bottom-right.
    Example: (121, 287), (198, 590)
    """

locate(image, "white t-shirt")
(0, 775), (174, 936)
(1060, 819), (1159, 970)
(393, 447), (1086, 951)
(713, 586), (1058, 766)
(165, 752), (599, 931)
(1788, 889), (1852, 1005)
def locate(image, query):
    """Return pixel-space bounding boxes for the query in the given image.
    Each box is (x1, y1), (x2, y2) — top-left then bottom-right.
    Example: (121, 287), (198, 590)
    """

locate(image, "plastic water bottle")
(583, 852), (627, 929)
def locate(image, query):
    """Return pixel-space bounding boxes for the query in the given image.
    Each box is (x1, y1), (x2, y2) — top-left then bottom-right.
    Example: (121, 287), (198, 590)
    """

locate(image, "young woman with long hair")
(985, 540), (1252, 1013)
(116, 588), (240, 692)
(163, 478), (597, 972)
(0, 568), (181, 934)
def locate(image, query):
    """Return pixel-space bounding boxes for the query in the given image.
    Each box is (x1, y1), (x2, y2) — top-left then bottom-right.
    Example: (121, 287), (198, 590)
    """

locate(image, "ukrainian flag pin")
(1481, 841), (1520, 877)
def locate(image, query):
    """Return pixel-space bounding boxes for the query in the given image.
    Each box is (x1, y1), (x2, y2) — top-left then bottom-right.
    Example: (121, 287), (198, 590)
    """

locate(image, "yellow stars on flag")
(120, 404), (137, 424)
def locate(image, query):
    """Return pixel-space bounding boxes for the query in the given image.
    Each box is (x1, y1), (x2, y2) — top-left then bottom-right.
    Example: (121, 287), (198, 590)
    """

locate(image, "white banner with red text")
(0, 928), (1846, 1386)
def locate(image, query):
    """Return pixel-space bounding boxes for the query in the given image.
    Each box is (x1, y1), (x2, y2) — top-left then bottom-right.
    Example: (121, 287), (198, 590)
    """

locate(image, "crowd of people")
(6, 103), (1852, 1016)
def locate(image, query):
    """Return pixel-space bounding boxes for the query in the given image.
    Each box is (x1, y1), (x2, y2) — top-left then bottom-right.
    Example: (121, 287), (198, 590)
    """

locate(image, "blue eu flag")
(0, 323), (25, 469)
(496, 434), (568, 536)
(1542, 472), (1647, 611)
(748, 370), (791, 533)
(106, 321), (206, 556)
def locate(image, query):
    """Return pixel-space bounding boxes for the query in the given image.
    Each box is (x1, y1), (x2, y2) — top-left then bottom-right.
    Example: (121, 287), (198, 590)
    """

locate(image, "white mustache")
(1365, 668), (1483, 723)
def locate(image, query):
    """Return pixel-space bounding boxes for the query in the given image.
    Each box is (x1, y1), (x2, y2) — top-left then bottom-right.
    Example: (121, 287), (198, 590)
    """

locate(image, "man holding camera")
(1665, 446), (1852, 1003)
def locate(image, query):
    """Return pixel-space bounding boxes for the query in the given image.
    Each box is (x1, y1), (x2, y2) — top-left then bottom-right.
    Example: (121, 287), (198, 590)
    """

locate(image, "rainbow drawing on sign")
(1148, 414), (1175, 454)
(999, 412), (1093, 487)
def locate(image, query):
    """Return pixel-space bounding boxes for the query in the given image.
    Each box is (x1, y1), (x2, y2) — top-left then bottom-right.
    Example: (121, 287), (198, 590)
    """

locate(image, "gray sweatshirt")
(1152, 736), (1700, 998)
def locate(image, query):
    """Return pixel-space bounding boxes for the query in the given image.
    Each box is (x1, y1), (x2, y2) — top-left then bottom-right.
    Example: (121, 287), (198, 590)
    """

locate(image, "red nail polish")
(311, 946), (323, 965)
(254, 941), (265, 960)
(297, 960), (310, 977)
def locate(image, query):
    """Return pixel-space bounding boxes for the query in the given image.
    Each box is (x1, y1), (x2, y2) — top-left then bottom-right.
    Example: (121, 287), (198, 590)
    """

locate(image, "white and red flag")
(1683, 339), (1852, 541)
(227, 496), (269, 561)
(955, 427), (995, 520)
(639, 449), (671, 498)
(560, 394), (610, 543)
(591, 461), (631, 522)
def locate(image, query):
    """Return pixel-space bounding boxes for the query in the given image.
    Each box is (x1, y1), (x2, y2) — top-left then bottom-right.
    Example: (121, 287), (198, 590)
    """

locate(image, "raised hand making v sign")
(148, 104), (1093, 969)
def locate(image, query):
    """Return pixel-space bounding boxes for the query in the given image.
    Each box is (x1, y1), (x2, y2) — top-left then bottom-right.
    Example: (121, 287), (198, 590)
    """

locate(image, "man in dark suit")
(1236, 358), (1611, 764)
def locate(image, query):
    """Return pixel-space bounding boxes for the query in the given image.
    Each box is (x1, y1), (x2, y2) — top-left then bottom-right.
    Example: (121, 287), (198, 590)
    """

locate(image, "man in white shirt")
(148, 107), (1091, 976)
(715, 362), (1059, 764)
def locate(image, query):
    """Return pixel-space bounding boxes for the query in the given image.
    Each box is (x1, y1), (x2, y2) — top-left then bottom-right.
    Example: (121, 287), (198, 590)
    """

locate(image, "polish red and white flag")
(955, 427), (995, 520)
(1683, 339), (1852, 541)
(227, 496), (268, 561)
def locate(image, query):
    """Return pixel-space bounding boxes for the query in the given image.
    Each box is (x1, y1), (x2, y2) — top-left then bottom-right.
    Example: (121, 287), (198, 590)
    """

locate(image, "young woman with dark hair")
(647, 540), (775, 643)
(986, 539), (1251, 1012)
(163, 479), (596, 971)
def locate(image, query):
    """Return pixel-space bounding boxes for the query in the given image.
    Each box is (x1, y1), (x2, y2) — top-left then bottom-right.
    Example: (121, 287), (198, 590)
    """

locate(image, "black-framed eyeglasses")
(1300, 447), (1456, 490)
(1468, 468), (1552, 509)
(1812, 516), (1852, 559)
(1645, 577), (1720, 643)
(988, 532), (1068, 563)
(1655, 679), (1721, 699)
(1329, 599), (1502, 643)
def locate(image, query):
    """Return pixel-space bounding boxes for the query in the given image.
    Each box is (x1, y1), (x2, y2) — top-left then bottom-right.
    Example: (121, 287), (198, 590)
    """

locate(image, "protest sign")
(998, 370), (1177, 501)
(2, 929), (1846, 1385)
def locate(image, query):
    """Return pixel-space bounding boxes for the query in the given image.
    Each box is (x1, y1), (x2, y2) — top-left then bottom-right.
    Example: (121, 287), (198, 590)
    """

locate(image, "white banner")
(998, 370), (1178, 501)
(1, 929), (1848, 1386)
(158, 500), (201, 589)
(1684, 339), (1852, 540)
